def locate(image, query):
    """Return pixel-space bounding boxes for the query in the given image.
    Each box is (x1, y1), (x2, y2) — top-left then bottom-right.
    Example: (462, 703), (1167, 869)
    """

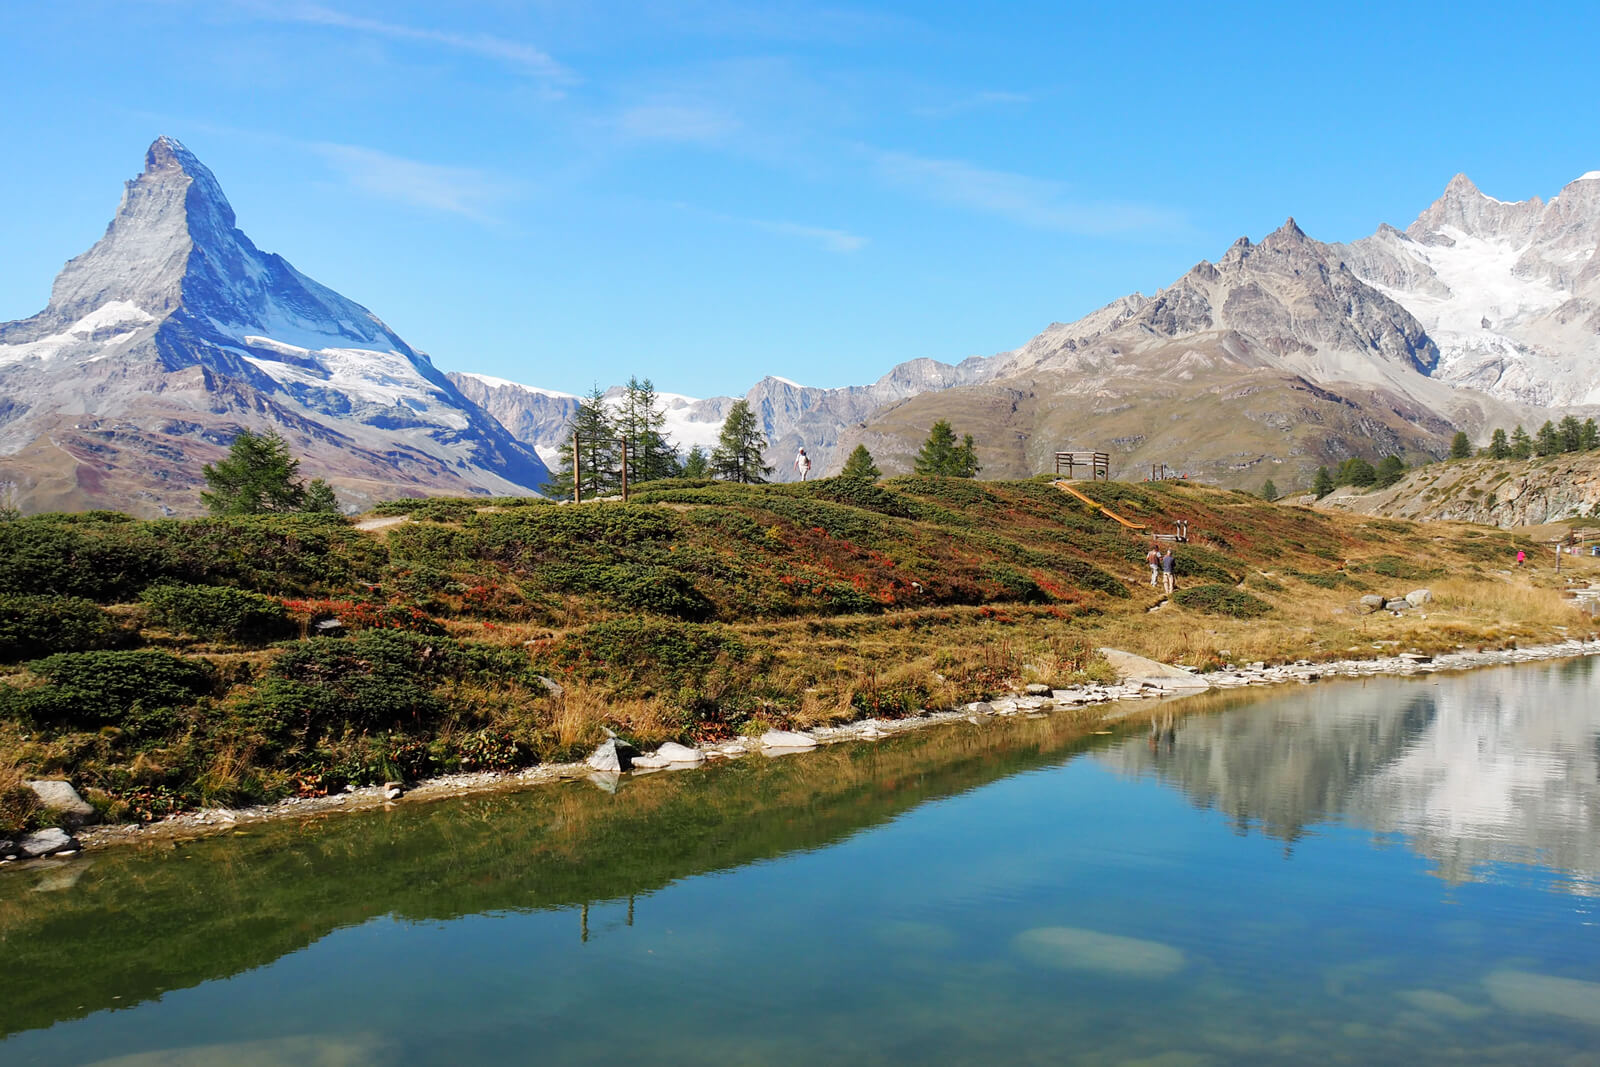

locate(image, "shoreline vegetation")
(3, 474), (1597, 853)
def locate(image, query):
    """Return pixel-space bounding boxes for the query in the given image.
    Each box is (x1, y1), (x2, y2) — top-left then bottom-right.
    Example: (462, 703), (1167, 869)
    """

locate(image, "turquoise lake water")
(3, 656), (1599, 1064)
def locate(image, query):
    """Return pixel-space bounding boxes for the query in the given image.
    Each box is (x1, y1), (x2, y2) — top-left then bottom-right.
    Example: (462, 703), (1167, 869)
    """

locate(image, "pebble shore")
(31, 633), (1600, 857)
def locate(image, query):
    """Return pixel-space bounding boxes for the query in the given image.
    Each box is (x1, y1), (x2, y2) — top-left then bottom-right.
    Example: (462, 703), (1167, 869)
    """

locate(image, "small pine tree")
(1449, 431), (1472, 459)
(1535, 420), (1561, 457)
(839, 444), (881, 481)
(1582, 418), (1599, 451)
(1510, 425), (1533, 460)
(301, 478), (340, 514)
(1374, 454), (1406, 488)
(681, 445), (710, 478)
(710, 400), (771, 483)
(544, 385), (621, 499)
(1312, 466), (1334, 499)
(1260, 479), (1279, 502)
(201, 429), (331, 515)
(914, 421), (980, 477)
(1488, 427), (1510, 460)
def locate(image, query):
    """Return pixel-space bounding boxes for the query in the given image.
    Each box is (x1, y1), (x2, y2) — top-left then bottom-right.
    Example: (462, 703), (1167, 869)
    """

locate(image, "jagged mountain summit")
(0, 137), (548, 514)
(1334, 172), (1600, 406)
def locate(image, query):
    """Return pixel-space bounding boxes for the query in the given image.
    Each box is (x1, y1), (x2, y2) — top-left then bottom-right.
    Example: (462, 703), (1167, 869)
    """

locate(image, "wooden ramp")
(1052, 480), (1149, 531)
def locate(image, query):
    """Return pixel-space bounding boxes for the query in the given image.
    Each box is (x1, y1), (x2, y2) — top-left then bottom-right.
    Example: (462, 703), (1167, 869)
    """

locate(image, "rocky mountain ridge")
(0, 138), (549, 515)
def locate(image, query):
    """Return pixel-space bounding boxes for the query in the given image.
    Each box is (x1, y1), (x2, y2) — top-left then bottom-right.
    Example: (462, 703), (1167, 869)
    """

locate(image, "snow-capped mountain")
(451, 355), (992, 479)
(0, 137), (548, 514)
(449, 372), (736, 468)
(1334, 172), (1600, 406)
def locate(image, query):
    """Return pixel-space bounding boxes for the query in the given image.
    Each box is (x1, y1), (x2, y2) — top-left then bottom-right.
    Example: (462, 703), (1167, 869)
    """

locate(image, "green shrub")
(0, 594), (130, 662)
(538, 563), (714, 620)
(1172, 584), (1272, 618)
(1363, 555), (1440, 581)
(141, 583), (293, 642)
(14, 650), (216, 730)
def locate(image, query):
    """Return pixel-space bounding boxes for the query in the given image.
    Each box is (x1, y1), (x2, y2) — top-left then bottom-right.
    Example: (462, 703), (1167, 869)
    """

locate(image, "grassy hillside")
(2, 475), (1593, 835)
(1318, 450), (1600, 528)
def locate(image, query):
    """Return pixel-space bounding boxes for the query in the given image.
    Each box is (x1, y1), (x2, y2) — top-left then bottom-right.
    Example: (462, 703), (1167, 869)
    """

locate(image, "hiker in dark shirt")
(1161, 546), (1175, 595)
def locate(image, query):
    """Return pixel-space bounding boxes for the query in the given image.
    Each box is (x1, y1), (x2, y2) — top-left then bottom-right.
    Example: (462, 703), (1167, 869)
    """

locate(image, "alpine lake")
(4, 656), (1599, 1065)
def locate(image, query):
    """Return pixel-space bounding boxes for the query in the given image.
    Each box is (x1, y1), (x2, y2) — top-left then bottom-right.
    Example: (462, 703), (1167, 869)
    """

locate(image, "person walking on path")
(1146, 543), (1161, 588)
(1161, 546), (1175, 595)
(795, 446), (812, 481)
(1516, 549), (1526, 568)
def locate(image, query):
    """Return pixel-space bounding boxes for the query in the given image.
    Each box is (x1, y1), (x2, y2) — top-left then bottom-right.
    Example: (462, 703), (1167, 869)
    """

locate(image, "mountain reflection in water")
(1098, 657), (1600, 891)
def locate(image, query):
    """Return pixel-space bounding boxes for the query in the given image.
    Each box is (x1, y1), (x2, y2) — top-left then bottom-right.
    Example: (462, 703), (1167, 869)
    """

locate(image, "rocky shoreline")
(7, 635), (1599, 863)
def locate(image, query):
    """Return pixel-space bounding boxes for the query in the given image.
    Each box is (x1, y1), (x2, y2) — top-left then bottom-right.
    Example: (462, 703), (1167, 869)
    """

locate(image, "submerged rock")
(1013, 926), (1186, 977)
(27, 780), (98, 828)
(1484, 969), (1600, 1025)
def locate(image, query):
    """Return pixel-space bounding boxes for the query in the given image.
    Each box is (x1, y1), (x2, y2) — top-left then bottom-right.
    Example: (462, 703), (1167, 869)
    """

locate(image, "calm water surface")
(4, 657), (1600, 1065)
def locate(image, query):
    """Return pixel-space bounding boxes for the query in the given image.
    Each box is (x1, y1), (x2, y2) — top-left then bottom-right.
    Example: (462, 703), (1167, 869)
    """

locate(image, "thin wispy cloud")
(912, 90), (1033, 120)
(313, 143), (519, 222)
(262, 3), (572, 84)
(873, 150), (1182, 235)
(680, 203), (866, 253)
(748, 218), (867, 253)
(615, 103), (742, 144)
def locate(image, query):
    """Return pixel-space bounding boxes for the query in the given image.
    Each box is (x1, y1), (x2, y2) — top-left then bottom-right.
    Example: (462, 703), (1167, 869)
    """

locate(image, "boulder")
(312, 618), (345, 636)
(760, 730), (817, 750)
(534, 675), (565, 698)
(1405, 588), (1433, 608)
(0, 840), (15, 858)
(631, 741), (706, 769)
(1358, 595), (1386, 614)
(383, 781), (405, 800)
(19, 828), (78, 858)
(1024, 683), (1052, 696)
(1384, 599), (1411, 612)
(585, 738), (638, 772)
(27, 780), (98, 828)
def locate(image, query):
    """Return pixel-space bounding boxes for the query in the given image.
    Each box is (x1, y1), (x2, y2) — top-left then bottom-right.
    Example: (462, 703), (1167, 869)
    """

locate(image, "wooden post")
(620, 439), (629, 502)
(573, 432), (580, 504)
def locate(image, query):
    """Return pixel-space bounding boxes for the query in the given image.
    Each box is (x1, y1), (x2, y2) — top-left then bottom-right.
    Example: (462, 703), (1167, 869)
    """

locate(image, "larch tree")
(1260, 479), (1279, 502)
(1449, 431), (1472, 459)
(914, 421), (980, 477)
(839, 444), (881, 481)
(710, 400), (771, 483)
(617, 376), (680, 483)
(201, 429), (339, 515)
(544, 385), (621, 499)
(1488, 428), (1510, 460)
(1510, 425), (1533, 460)
(1312, 466), (1335, 499)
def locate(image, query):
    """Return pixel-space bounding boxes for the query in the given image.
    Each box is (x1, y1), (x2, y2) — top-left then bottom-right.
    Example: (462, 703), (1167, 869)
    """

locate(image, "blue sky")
(2, 1), (1597, 398)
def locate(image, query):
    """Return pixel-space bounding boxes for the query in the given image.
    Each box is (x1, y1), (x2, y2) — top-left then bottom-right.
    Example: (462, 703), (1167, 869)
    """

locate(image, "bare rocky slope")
(1316, 451), (1600, 528)
(0, 138), (549, 516)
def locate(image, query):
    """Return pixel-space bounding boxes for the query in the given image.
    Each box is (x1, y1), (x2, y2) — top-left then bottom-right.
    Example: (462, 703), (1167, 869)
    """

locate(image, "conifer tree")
(1582, 418), (1599, 451)
(1510, 425), (1533, 460)
(201, 429), (337, 514)
(681, 445), (710, 478)
(1312, 466), (1334, 499)
(544, 385), (621, 499)
(617, 376), (680, 482)
(1260, 479), (1279, 502)
(1337, 456), (1377, 488)
(1488, 427), (1510, 460)
(1535, 420), (1561, 457)
(1374, 454), (1406, 488)
(1449, 431), (1472, 459)
(839, 444), (881, 481)
(710, 400), (771, 483)
(914, 421), (980, 477)
(1558, 414), (1584, 453)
